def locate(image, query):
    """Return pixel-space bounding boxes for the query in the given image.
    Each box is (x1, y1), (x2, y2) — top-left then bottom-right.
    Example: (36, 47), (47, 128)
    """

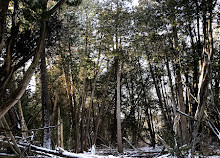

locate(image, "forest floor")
(1, 136), (220, 157)
(92, 144), (220, 158)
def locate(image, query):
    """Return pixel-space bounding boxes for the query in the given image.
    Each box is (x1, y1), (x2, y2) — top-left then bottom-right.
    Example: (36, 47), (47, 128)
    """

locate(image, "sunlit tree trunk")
(51, 90), (59, 125)
(57, 106), (64, 148)
(0, 0), (65, 119)
(172, 25), (190, 144)
(192, 1), (215, 153)
(116, 59), (123, 153)
(13, 75), (29, 139)
(0, 20), (47, 119)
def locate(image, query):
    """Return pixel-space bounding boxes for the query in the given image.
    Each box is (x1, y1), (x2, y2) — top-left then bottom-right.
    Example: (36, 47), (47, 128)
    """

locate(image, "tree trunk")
(51, 90), (59, 125)
(172, 24), (190, 144)
(176, 64), (189, 144)
(13, 75), (29, 139)
(0, 116), (22, 156)
(0, 0), (9, 52)
(192, 1), (215, 152)
(165, 55), (177, 117)
(57, 107), (64, 148)
(62, 63), (78, 150)
(138, 59), (155, 147)
(214, 77), (219, 110)
(85, 49), (101, 148)
(93, 69), (112, 145)
(149, 62), (170, 129)
(0, 20), (47, 119)
(84, 73), (98, 149)
(40, 48), (51, 149)
(80, 69), (88, 152)
(116, 59), (123, 153)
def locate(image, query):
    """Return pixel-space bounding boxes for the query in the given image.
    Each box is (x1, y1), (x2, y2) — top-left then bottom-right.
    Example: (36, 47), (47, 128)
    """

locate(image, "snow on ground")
(139, 145), (166, 152)
(93, 145), (220, 158)
(92, 145), (166, 158)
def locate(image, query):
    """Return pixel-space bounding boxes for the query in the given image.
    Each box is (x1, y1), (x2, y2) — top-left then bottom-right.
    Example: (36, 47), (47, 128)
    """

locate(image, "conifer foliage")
(0, 0), (219, 157)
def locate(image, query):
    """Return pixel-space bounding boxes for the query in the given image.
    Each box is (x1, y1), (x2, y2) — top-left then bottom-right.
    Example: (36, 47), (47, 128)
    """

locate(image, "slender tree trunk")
(149, 62), (170, 129)
(214, 77), (219, 109)
(0, 0), (65, 120)
(115, 1), (123, 151)
(116, 59), (123, 153)
(160, 75), (172, 122)
(17, 101), (28, 139)
(0, 20), (47, 119)
(93, 69), (112, 145)
(85, 49), (101, 148)
(13, 75), (29, 139)
(80, 69), (87, 152)
(85, 72), (98, 148)
(165, 55), (177, 117)
(62, 63), (78, 150)
(126, 74), (137, 145)
(176, 64), (189, 144)
(138, 60), (155, 147)
(0, 116), (22, 156)
(188, 22), (198, 135)
(57, 107), (64, 148)
(0, 0), (9, 52)
(74, 85), (80, 153)
(51, 90), (59, 125)
(40, 48), (51, 149)
(192, 1), (215, 152)
(172, 25), (190, 144)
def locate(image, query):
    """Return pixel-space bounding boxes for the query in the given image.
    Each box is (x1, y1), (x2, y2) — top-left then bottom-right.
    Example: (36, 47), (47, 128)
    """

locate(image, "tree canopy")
(0, 0), (219, 157)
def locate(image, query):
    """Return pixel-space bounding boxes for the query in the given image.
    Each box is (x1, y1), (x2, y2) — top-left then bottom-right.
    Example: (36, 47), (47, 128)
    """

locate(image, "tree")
(191, 0), (217, 153)
(40, 48), (51, 149)
(0, 0), (66, 119)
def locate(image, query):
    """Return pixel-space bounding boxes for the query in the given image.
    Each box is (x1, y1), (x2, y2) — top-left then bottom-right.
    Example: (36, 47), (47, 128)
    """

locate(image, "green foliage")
(1, 0), (219, 154)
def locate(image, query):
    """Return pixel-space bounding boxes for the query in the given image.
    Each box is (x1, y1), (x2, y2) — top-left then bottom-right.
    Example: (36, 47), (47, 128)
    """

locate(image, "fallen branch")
(0, 123), (61, 133)
(0, 139), (114, 158)
(18, 143), (111, 158)
(0, 153), (17, 157)
(177, 110), (220, 141)
(122, 137), (137, 150)
(156, 133), (170, 150)
(176, 110), (195, 120)
(0, 116), (22, 156)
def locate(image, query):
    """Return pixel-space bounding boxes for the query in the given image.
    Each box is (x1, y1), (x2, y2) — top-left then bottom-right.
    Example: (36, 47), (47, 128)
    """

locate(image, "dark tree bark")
(172, 25), (190, 144)
(0, 0), (10, 52)
(0, 20), (47, 119)
(80, 69), (88, 152)
(192, 1), (216, 153)
(0, 0), (66, 119)
(40, 48), (51, 149)
(138, 60), (155, 147)
(149, 62), (170, 129)
(93, 68), (112, 145)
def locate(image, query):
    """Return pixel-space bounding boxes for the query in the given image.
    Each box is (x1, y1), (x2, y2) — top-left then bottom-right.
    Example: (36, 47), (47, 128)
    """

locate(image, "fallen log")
(0, 139), (114, 158)
(0, 153), (18, 158)
(18, 142), (113, 158)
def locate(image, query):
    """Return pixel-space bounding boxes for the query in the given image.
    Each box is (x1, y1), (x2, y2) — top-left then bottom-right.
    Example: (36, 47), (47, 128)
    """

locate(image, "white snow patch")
(139, 145), (165, 152)
(157, 153), (172, 158)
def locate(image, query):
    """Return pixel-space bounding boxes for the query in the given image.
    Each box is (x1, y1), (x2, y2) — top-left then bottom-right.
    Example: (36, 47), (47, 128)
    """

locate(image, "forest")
(0, 0), (219, 157)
